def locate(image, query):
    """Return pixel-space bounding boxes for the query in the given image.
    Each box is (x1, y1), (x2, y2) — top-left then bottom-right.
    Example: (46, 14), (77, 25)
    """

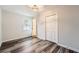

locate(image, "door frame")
(32, 17), (38, 37)
(45, 13), (58, 43)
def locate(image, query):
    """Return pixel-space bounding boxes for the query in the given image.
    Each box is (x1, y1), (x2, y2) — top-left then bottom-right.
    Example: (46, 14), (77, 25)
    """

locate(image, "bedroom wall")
(37, 13), (46, 40)
(58, 6), (79, 52)
(37, 6), (79, 52)
(2, 10), (32, 42)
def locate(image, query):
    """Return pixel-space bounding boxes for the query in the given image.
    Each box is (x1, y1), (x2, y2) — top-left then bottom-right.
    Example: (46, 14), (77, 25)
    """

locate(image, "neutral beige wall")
(2, 10), (32, 42)
(37, 6), (79, 52)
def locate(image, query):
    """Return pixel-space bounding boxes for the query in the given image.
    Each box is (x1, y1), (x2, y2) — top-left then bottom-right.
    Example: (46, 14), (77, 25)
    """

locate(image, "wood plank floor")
(0, 37), (77, 53)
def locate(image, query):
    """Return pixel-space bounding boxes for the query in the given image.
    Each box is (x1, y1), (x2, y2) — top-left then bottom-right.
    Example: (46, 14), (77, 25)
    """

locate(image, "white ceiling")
(0, 5), (38, 17)
(0, 5), (59, 17)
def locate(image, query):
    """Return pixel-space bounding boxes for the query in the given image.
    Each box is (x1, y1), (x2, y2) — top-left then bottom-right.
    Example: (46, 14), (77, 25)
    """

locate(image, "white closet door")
(46, 14), (58, 43)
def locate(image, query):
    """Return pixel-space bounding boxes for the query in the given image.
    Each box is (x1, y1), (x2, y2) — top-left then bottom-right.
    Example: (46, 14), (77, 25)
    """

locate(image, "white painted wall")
(0, 8), (2, 46)
(2, 10), (32, 42)
(37, 6), (79, 52)
(58, 6), (79, 52)
(37, 12), (45, 40)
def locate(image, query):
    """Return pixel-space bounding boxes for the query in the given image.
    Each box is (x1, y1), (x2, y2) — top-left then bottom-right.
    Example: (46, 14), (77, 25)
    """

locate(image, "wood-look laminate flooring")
(0, 37), (77, 53)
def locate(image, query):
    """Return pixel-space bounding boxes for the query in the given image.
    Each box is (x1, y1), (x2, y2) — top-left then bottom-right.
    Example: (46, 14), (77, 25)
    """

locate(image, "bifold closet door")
(45, 14), (58, 43)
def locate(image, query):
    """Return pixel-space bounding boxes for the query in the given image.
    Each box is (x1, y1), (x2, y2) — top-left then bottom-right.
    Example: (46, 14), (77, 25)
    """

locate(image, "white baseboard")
(58, 43), (79, 52)
(37, 36), (45, 40)
(2, 36), (32, 43)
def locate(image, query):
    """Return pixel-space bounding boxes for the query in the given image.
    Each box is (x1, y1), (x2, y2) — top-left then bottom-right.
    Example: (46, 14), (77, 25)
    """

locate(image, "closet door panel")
(46, 14), (58, 43)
